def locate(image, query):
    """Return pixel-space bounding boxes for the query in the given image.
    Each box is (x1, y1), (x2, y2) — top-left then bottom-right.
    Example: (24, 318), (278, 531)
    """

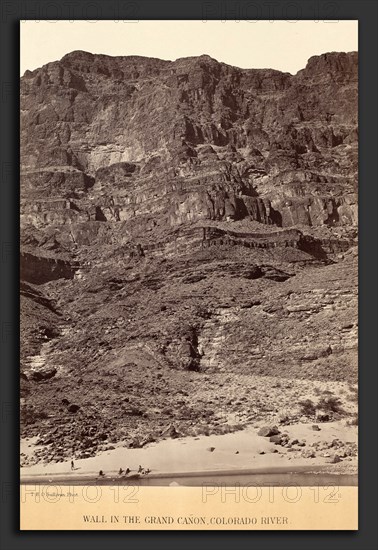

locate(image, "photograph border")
(1, 0), (377, 548)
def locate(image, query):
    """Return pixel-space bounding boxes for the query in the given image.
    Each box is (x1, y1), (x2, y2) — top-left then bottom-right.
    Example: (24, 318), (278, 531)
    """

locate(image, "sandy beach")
(21, 420), (357, 486)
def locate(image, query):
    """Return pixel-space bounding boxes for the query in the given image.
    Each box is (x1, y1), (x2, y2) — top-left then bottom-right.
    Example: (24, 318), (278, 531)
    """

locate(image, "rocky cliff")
(20, 51), (358, 466)
(21, 50), (357, 235)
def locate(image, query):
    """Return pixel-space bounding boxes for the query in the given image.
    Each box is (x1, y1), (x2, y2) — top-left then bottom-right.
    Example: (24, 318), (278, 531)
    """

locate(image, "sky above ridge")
(20, 20), (358, 76)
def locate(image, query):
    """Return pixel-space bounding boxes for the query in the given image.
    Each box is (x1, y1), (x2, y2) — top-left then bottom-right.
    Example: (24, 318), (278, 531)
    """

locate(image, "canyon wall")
(21, 50), (358, 260)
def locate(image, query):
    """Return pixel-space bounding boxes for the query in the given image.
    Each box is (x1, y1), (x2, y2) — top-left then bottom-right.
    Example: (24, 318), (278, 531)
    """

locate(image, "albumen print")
(20, 20), (358, 530)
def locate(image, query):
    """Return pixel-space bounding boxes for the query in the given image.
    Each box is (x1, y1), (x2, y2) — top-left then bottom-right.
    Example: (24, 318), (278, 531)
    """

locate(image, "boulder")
(269, 434), (283, 445)
(328, 453), (342, 464)
(162, 424), (180, 439)
(29, 367), (57, 381)
(141, 434), (156, 446)
(258, 425), (280, 437)
(67, 404), (80, 413)
(316, 413), (330, 422)
(302, 449), (316, 458)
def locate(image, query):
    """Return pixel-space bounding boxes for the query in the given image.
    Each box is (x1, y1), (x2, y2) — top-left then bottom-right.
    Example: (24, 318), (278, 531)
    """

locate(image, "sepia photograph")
(19, 19), (358, 528)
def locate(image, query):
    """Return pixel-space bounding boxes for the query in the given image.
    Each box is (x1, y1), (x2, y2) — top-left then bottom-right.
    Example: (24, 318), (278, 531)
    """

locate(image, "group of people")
(138, 465), (151, 475)
(118, 467), (131, 476)
(70, 460), (151, 478)
(99, 466), (151, 477)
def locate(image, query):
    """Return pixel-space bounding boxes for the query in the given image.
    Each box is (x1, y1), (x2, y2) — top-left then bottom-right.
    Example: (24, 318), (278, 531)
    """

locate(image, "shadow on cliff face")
(298, 236), (328, 260)
(83, 174), (95, 190)
(270, 207), (282, 227)
(20, 252), (78, 285)
(95, 206), (107, 221)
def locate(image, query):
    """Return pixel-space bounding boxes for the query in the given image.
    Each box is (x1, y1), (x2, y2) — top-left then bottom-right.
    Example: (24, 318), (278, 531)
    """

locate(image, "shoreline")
(20, 464), (358, 487)
(21, 420), (358, 485)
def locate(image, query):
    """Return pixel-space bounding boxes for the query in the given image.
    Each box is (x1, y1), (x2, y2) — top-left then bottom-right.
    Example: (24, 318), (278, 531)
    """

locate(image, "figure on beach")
(138, 466), (150, 475)
(71, 460), (74, 471)
(119, 467), (123, 475)
(99, 470), (104, 477)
